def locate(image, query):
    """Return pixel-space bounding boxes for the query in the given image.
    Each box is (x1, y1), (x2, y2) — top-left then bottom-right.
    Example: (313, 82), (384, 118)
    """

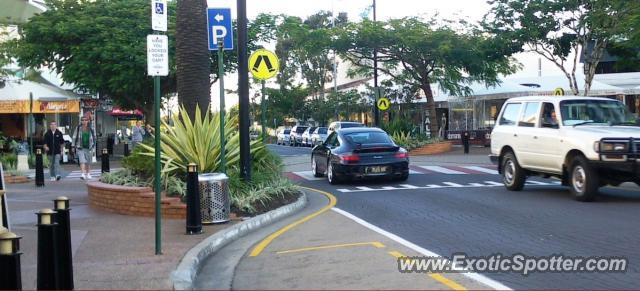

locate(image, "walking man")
(43, 121), (65, 181)
(73, 117), (96, 180)
(131, 120), (145, 148)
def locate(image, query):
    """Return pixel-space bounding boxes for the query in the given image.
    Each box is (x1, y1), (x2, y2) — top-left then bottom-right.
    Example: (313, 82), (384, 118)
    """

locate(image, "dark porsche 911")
(310, 127), (409, 184)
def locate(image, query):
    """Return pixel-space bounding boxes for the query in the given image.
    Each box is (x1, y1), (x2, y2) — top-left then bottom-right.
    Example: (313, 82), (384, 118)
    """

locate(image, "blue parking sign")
(207, 8), (234, 50)
(155, 3), (164, 14)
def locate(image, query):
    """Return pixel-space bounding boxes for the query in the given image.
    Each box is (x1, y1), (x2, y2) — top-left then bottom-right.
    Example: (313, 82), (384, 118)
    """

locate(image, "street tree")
(12, 0), (177, 121)
(484, 0), (640, 96)
(335, 17), (518, 134)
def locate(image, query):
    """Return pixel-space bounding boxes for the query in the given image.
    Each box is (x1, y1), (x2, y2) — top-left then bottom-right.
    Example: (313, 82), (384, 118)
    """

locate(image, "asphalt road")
(267, 143), (312, 157)
(275, 147), (640, 289)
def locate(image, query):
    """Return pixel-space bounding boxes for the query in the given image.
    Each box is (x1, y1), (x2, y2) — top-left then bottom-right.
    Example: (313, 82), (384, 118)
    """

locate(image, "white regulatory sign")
(147, 35), (168, 76)
(151, 0), (167, 32)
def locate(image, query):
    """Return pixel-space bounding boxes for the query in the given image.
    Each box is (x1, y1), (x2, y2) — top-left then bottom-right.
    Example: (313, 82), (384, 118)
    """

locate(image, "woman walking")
(73, 117), (96, 180)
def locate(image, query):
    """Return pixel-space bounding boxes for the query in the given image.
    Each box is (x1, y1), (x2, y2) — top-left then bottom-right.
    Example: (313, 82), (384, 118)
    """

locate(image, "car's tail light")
(395, 152), (409, 159)
(339, 153), (360, 162)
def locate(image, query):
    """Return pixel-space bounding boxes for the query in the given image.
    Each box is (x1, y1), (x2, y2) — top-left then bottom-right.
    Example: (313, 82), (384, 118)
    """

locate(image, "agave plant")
(140, 106), (274, 175)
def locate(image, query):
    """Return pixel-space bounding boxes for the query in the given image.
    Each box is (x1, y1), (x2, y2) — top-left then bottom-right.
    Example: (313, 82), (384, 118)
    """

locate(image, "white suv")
(490, 96), (639, 201)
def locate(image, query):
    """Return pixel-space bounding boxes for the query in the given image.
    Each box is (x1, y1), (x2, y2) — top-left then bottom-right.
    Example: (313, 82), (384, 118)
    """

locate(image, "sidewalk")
(5, 177), (232, 289)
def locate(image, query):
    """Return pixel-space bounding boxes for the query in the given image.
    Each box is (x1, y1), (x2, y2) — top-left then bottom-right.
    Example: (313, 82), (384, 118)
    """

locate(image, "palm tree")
(176, 0), (211, 119)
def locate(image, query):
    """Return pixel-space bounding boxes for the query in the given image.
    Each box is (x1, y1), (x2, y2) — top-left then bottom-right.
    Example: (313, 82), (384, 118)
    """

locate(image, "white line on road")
(463, 166), (499, 175)
(418, 166), (467, 175)
(399, 184), (419, 189)
(484, 181), (504, 186)
(331, 207), (512, 290)
(442, 182), (464, 187)
(525, 181), (552, 185)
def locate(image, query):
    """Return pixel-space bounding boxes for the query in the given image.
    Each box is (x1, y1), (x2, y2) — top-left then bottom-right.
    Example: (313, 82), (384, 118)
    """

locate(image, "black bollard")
(101, 148), (110, 173)
(53, 197), (74, 290)
(37, 209), (59, 290)
(0, 228), (22, 290)
(186, 163), (203, 235)
(35, 148), (45, 187)
(123, 141), (130, 157)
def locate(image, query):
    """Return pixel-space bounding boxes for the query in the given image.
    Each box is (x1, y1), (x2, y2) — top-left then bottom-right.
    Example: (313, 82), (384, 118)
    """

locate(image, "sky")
(203, 0), (580, 110)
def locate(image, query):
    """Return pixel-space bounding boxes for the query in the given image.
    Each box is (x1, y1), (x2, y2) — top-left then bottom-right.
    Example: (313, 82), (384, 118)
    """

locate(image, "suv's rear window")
(500, 103), (522, 126)
(283, 130), (290, 134)
(318, 128), (327, 134)
(295, 127), (308, 133)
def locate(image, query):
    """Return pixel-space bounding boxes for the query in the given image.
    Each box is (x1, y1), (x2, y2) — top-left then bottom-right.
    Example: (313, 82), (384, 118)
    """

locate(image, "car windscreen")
(560, 100), (637, 126)
(343, 131), (392, 145)
(318, 128), (327, 134)
(341, 123), (365, 129)
(295, 127), (308, 133)
(283, 130), (290, 134)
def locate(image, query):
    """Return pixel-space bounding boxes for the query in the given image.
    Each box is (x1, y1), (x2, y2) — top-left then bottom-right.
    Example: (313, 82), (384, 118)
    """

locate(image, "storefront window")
(448, 98), (506, 131)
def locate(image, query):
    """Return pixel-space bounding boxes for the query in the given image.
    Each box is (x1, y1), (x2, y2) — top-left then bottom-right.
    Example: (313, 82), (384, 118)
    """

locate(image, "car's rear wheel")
(311, 156), (323, 177)
(327, 161), (341, 184)
(502, 152), (526, 191)
(569, 155), (598, 202)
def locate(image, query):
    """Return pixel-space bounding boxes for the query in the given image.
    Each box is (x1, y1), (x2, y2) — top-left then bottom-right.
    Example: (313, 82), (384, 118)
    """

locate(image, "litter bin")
(198, 173), (230, 224)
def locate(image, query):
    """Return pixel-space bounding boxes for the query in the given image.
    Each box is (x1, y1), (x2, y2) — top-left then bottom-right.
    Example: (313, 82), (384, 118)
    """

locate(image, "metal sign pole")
(218, 41), (226, 173)
(261, 80), (266, 143)
(154, 75), (162, 255)
(238, 0), (251, 181)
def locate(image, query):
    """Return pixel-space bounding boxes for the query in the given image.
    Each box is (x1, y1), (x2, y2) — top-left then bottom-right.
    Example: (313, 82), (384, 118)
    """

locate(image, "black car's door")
(315, 132), (338, 172)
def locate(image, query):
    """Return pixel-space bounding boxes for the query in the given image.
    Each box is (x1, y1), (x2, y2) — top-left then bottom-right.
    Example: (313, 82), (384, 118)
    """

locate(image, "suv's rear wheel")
(502, 152), (526, 191)
(569, 155), (598, 202)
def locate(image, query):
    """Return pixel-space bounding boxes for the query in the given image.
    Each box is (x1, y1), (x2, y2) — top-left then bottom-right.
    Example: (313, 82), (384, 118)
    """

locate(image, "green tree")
(12, 0), (177, 121)
(335, 17), (518, 134)
(484, 0), (640, 96)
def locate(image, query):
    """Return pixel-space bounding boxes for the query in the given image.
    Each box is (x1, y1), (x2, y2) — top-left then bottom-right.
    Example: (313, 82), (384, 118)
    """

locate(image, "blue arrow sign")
(207, 8), (233, 51)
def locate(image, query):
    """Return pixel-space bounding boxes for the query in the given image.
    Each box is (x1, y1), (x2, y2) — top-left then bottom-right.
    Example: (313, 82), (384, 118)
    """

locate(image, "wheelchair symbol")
(155, 3), (164, 14)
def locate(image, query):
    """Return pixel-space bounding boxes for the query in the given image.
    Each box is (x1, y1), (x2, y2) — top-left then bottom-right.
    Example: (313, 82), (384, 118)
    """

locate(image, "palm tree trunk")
(176, 0), (211, 119)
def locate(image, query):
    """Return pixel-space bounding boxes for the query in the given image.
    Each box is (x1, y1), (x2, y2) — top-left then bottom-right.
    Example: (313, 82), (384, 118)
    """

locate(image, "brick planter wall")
(5, 175), (29, 184)
(410, 141), (453, 156)
(87, 181), (186, 219)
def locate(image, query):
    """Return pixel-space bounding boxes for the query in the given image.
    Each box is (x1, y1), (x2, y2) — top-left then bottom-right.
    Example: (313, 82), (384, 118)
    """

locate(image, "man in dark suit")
(43, 121), (65, 181)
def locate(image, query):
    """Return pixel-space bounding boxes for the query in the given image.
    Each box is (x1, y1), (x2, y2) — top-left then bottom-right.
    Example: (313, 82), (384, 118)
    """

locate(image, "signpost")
(147, 0), (167, 256)
(554, 87), (565, 96)
(207, 8), (234, 173)
(249, 49), (279, 142)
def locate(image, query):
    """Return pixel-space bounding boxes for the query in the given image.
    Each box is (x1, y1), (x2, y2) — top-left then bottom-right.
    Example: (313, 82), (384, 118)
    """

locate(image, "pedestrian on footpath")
(43, 121), (65, 181)
(462, 131), (470, 154)
(131, 120), (145, 148)
(73, 116), (96, 180)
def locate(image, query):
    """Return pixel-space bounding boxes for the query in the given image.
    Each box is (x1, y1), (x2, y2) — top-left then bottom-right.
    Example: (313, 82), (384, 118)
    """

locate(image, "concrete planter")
(87, 181), (186, 219)
(409, 141), (453, 156)
(5, 174), (29, 184)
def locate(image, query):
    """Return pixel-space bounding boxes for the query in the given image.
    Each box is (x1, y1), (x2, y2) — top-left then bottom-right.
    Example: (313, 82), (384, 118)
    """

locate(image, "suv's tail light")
(339, 153), (360, 162)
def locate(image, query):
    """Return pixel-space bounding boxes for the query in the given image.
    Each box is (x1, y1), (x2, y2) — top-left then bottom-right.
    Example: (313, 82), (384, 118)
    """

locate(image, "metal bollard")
(101, 148), (110, 173)
(0, 227), (22, 290)
(186, 163), (203, 235)
(37, 209), (59, 290)
(54, 197), (74, 290)
(35, 148), (45, 187)
(123, 141), (130, 157)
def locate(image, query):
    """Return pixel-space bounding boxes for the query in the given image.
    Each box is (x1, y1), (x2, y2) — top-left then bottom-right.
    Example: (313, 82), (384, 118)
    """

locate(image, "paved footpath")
(4, 174), (232, 289)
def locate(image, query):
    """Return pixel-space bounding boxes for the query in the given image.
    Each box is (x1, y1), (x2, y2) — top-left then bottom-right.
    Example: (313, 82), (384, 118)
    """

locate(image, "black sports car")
(311, 127), (409, 184)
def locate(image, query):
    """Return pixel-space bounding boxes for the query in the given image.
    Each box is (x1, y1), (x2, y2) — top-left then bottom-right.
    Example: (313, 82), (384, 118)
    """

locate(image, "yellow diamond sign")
(377, 97), (390, 111)
(554, 87), (565, 96)
(249, 49), (279, 80)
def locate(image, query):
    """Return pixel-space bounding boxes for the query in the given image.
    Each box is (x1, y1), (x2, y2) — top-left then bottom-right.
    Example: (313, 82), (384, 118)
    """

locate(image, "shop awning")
(0, 78), (81, 113)
(109, 107), (144, 118)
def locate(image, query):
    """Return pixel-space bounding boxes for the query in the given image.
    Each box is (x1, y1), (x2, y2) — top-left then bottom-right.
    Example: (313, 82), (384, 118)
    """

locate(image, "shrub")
(391, 131), (444, 151)
(1, 153), (17, 170)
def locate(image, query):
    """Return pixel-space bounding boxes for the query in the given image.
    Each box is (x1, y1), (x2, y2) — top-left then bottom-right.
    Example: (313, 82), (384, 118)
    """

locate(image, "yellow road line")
(276, 241), (385, 254)
(249, 186), (337, 257)
(388, 251), (467, 291)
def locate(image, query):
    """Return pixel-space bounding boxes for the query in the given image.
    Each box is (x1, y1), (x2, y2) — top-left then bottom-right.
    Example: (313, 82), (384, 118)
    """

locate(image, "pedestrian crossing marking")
(288, 165), (500, 181)
(463, 166), (499, 175)
(417, 166), (467, 175)
(336, 180), (558, 193)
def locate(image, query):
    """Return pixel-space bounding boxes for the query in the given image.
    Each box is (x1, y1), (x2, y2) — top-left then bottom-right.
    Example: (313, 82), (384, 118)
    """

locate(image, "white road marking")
(468, 183), (484, 187)
(526, 180), (552, 185)
(332, 208), (512, 290)
(463, 166), (499, 175)
(442, 182), (464, 187)
(382, 186), (398, 190)
(418, 166), (467, 175)
(356, 186), (375, 191)
(292, 171), (324, 181)
(484, 181), (504, 186)
(399, 184), (419, 189)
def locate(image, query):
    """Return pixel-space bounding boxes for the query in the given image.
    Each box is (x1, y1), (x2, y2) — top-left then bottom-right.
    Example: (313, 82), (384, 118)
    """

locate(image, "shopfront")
(0, 99), (80, 142)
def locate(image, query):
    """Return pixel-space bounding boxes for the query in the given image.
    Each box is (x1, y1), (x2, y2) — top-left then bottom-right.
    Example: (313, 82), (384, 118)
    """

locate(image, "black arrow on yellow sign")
(252, 55), (276, 73)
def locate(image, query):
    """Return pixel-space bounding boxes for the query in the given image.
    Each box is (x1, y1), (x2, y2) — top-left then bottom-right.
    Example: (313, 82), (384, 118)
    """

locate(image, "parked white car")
(301, 126), (317, 147)
(311, 127), (328, 146)
(327, 121), (365, 136)
(276, 129), (291, 145)
(490, 96), (640, 201)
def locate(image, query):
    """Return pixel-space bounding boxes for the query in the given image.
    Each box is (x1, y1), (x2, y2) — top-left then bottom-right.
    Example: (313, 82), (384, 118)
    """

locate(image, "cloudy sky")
(200, 0), (579, 110)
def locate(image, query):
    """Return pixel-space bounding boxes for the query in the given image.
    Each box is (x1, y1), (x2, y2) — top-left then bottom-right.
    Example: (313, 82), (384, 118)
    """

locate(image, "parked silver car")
(289, 125), (309, 146)
(310, 127), (328, 146)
